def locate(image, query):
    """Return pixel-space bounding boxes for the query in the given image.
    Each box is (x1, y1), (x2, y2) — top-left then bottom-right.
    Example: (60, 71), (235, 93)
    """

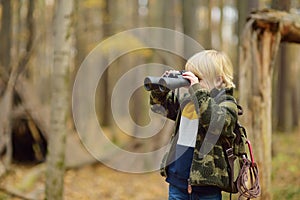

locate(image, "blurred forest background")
(0, 0), (300, 199)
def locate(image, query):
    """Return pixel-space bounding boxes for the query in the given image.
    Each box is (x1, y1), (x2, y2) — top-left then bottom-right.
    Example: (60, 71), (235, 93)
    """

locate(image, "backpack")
(223, 104), (261, 200)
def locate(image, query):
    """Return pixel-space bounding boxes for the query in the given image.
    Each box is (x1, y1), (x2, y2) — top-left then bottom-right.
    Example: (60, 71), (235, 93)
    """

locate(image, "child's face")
(198, 78), (211, 90)
(198, 75), (224, 91)
(183, 70), (216, 91)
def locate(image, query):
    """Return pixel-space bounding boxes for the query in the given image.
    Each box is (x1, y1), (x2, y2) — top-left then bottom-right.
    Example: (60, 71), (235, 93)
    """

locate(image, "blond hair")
(185, 50), (235, 89)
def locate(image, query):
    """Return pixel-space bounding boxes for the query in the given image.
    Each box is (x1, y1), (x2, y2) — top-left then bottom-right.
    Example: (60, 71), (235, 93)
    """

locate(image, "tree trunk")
(0, 0), (36, 169)
(218, 0), (223, 50)
(0, 71), (15, 169)
(271, 0), (294, 131)
(276, 43), (294, 131)
(236, 0), (258, 89)
(0, 0), (12, 70)
(271, 0), (291, 11)
(0, 0), (12, 169)
(197, 0), (211, 49)
(239, 9), (300, 200)
(182, 0), (200, 45)
(290, 44), (300, 127)
(45, 0), (74, 199)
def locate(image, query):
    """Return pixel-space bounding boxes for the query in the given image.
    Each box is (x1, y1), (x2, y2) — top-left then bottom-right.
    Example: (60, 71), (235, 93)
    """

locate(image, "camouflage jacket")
(150, 83), (238, 192)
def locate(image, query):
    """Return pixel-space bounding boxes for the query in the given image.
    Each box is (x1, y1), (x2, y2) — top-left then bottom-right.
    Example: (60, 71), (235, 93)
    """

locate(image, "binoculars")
(144, 70), (190, 92)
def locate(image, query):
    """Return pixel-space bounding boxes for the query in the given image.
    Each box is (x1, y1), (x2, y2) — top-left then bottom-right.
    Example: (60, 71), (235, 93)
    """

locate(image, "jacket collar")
(210, 87), (234, 99)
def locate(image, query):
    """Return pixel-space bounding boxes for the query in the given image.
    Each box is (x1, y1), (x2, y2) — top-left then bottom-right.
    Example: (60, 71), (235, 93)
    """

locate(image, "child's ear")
(215, 76), (224, 88)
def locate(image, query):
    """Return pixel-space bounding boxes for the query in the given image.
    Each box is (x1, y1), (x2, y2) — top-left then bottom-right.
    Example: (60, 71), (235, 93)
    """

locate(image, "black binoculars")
(144, 70), (190, 92)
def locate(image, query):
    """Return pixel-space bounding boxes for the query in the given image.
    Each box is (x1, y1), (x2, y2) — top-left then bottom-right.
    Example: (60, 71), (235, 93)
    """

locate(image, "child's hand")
(182, 71), (199, 86)
(183, 71), (211, 90)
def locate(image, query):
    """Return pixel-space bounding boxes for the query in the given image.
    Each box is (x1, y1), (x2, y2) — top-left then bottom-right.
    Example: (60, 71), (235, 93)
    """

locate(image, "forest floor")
(0, 127), (299, 200)
(271, 127), (300, 200)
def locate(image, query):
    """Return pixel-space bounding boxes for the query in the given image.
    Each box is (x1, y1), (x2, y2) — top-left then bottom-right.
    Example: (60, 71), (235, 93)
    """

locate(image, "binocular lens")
(144, 76), (161, 91)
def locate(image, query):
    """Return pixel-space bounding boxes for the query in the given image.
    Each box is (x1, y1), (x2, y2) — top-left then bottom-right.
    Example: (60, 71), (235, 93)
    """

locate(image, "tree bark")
(0, 0), (13, 168)
(0, 70), (16, 168)
(100, 0), (112, 127)
(197, 0), (211, 49)
(0, 0), (36, 169)
(271, 0), (296, 132)
(0, 0), (12, 70)
(182, 0), (200, 44)
(239, 9), (300, 200)
(45, 0), (74, 199)
(250, 9), (300, 43)
(236, 0), (258, 88)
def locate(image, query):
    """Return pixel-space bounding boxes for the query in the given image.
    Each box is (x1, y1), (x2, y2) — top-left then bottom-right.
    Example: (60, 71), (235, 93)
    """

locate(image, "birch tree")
(45, 0), (74, 199)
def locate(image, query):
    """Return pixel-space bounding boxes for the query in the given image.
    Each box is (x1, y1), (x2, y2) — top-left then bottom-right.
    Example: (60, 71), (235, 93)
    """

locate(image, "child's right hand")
(182, 71), (199, 86)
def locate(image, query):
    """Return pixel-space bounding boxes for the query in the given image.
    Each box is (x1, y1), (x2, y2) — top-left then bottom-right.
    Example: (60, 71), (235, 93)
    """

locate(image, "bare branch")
(249, 9), (300, 43)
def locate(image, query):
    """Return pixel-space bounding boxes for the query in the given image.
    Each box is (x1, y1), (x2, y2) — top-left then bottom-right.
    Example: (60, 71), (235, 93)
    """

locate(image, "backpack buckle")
(225, 147), (234, 158)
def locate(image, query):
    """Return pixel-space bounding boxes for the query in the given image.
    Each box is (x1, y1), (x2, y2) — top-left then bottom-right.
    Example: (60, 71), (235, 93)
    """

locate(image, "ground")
(0, 127), (299, 200)
(64, 165), (168, 200)
(271, 128), (300, 200)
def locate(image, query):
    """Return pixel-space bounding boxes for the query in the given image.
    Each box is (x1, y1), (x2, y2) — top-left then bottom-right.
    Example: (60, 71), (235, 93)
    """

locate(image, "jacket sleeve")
(188, 83), (238, 140)
(149, 89), (180, 121)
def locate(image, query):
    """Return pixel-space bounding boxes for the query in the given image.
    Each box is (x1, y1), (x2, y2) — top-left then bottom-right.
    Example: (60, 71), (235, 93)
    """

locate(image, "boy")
(150, 50), (238, 200)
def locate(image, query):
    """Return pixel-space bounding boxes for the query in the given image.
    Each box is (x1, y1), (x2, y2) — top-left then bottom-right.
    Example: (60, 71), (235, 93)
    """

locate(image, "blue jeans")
(168, 184), (222, 200)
